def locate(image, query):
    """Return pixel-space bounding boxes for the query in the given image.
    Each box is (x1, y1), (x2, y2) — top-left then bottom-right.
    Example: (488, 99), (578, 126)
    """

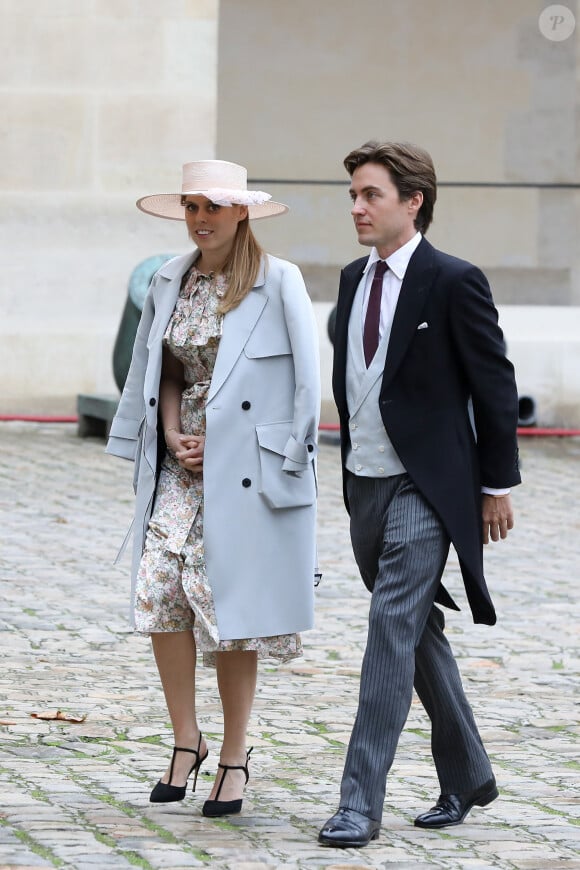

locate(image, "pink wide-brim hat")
(136, 159), (288, 221)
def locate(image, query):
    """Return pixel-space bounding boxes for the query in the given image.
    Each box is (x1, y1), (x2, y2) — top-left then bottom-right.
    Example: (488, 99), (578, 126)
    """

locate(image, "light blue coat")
(106, 251), (320, 640)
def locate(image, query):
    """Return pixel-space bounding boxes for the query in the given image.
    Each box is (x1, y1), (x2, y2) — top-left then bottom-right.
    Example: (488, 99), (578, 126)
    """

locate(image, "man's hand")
(482, 494), (514, 544)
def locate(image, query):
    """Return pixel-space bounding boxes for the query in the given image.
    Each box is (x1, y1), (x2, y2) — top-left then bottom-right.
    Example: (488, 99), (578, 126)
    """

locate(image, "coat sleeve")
(278, 262), (321, 473)
(448, 265), (521, 489)
(105, 279), (156, 462)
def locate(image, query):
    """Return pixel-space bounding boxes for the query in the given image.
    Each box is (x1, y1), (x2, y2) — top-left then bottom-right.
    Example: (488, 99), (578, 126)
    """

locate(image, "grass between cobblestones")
(4, 822), (65, 867)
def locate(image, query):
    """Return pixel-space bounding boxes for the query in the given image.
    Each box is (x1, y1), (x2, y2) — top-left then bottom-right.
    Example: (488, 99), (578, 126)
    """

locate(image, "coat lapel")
(148, 251), (198, 346)
(382, 237), (436, 389)
(207, 259), (268, 402)
(334, 258), (367, 415)
(349, 340), (388, 416)
(336, 258), (366, 348)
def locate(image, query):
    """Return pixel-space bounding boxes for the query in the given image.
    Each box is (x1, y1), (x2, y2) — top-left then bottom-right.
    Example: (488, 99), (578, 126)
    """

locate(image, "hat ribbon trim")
(183, 187), (272, 207)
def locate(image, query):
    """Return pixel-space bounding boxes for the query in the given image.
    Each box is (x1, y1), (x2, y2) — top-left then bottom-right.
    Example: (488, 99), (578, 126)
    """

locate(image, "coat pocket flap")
(255, 421), (293, 455)
(256, 422), (316, 509)
(244, 331), (292, 359)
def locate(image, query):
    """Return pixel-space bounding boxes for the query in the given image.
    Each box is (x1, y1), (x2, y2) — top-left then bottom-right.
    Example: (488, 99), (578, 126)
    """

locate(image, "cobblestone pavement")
(0, 422), (578, 870)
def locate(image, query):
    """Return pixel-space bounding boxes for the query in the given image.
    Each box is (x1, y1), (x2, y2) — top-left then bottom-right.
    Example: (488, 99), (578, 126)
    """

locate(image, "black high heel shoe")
(202, 747), (253, 817)
(149, 734), (208, 803)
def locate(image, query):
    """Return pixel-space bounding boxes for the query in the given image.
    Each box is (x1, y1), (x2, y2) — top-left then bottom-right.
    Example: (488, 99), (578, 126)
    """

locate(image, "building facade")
(2, 1), (579, 422)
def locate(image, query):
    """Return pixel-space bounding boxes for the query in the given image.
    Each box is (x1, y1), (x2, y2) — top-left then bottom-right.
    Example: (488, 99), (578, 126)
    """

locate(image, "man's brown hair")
(344, 141), (437, 234)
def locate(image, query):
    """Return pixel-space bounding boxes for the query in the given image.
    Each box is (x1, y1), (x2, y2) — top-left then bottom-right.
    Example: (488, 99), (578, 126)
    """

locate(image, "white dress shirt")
(360, 232), (422, 339)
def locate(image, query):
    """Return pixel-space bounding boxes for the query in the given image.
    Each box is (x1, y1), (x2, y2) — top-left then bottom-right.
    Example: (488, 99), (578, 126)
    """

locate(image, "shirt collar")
(363, 231), (422, 281)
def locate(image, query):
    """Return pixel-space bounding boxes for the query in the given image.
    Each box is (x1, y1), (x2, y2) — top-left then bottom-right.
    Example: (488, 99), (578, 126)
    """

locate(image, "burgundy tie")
(363, 260), (388, 367)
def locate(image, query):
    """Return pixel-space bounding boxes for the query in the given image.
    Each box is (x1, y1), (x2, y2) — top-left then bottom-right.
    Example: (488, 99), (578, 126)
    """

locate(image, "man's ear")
(408, 191), (423, 216)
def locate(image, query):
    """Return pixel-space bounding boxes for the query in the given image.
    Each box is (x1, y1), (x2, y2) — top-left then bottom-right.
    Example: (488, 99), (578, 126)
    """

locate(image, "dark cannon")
(77, 254), (176, 437)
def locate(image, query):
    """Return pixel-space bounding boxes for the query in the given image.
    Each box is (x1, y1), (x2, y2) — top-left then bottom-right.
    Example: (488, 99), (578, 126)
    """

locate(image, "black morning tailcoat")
(332, 237), (521, 625)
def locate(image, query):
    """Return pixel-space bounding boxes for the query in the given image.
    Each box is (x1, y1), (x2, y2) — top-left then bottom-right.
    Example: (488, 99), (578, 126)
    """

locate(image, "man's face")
(349, 162), (422, 257)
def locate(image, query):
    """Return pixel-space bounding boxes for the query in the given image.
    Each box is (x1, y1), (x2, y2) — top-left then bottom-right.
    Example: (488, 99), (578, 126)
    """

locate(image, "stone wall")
(2, 0), (579, 423)
(0, 0), (218, 412)
(218, 0), (580, 309)
(216, 0), (580, 425)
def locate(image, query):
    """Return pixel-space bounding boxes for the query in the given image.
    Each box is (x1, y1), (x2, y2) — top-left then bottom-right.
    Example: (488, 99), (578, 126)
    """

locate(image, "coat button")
(242, 478), (251, 488)
(149, 398), (156, 406)
(307, 444), (314, 452)
(241, 400), (251, 410)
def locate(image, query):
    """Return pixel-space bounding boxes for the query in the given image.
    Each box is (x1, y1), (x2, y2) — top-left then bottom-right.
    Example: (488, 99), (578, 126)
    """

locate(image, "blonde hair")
(219, 217), (264, 313)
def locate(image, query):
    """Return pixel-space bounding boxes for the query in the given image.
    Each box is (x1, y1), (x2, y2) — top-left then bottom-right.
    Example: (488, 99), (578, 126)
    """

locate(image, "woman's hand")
(166, 431), (205, 473)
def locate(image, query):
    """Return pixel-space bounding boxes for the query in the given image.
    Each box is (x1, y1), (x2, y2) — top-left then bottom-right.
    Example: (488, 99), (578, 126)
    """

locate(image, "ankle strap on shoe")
(215, 747), (253, 799)
(168, 736), (204, 783)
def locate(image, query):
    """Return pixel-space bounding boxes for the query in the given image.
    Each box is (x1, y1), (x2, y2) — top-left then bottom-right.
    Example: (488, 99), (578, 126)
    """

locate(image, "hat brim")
(136, 193), (288, 221)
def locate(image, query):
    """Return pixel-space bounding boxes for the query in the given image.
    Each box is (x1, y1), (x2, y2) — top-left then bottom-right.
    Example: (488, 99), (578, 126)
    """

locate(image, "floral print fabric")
(134, 265), (302, 667)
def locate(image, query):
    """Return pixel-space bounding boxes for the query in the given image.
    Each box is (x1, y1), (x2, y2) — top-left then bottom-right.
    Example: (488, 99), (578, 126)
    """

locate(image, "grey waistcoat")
(345, 277), (406, 478)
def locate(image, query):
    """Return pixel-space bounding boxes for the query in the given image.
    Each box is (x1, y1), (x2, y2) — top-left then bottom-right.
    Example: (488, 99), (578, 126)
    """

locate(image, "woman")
(106, 160), (320, 817)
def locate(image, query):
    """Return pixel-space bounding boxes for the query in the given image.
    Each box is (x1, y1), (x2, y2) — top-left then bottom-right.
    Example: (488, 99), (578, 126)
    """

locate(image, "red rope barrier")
(0, 415), (78, 423)
(1, 417), (580, 436)
(319, 423), (580, 437)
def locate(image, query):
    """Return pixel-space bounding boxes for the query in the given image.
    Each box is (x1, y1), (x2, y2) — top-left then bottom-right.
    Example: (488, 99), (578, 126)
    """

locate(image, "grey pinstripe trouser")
(339, 472), (494, 821)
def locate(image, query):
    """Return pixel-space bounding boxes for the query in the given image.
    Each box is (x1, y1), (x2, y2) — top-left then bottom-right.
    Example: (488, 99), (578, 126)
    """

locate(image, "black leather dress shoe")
(414, 777), (499, 828)
(318, 807), (380, 848)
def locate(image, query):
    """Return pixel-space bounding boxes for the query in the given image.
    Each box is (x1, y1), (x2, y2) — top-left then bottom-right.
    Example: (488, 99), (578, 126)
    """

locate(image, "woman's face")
(183, 195), (248, 263)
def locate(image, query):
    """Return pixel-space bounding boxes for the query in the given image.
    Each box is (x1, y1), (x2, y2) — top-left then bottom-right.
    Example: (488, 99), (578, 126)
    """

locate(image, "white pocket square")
(417, 321), (429, 330)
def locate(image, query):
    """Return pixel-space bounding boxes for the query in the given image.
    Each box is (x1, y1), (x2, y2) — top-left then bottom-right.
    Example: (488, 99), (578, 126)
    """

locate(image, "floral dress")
(134, 265), (302, 667)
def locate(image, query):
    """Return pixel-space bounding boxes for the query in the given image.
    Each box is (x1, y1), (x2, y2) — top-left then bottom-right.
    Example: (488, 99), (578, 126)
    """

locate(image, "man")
(318, 141), (520, 849)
